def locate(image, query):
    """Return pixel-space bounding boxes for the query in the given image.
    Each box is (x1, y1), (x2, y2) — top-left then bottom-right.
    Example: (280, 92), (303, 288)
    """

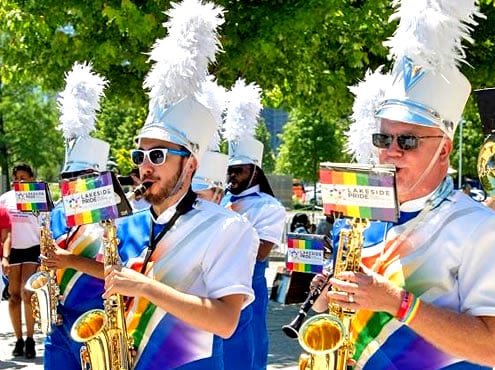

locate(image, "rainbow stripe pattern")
(14, 182), (52, 212)
(286, 233), (326, 273)
(320, 164), (398, 222)
(60, 172), (118, 227)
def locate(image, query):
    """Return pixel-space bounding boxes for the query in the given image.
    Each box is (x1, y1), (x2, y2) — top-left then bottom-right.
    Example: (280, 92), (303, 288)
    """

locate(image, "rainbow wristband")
(396, 291), (421, 324)
(395, 291), (411, 320)
(403, 296), (421, 325)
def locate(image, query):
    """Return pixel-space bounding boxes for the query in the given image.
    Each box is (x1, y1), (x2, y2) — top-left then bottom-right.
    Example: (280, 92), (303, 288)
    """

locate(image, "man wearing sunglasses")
(104, 95), (258, 370)
(311, 53), (495, 370)
(222, 136), (286, 370)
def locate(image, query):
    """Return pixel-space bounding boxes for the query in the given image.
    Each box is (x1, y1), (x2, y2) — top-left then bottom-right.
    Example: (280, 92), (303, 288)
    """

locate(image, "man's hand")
(43, 242), (72, 270)
(328, 263), (402, 315)
(103, 266), (151, 299)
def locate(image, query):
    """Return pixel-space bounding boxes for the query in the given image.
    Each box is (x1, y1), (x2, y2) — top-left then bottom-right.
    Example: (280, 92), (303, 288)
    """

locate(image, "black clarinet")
(282, 272), (332, 339)
(127, 182), (151, 200)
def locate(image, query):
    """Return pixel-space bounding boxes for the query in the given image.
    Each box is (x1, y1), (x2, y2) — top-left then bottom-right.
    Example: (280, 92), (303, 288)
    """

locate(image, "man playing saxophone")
(311, 1), (495, 368)
(41, 62), (113, 370)
(103, 2), (258, 369)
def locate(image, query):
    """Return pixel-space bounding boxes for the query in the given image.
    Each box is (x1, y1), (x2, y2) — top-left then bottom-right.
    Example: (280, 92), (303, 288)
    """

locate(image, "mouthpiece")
(127, 182), (151, 200)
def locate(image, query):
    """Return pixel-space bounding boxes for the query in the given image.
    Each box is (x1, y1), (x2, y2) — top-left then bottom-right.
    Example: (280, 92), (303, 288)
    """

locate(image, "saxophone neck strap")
(140, 189), (197, 274)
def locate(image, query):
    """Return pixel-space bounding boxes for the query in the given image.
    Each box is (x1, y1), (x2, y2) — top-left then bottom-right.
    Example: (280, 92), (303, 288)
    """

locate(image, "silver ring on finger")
(348, 292), (355, 303)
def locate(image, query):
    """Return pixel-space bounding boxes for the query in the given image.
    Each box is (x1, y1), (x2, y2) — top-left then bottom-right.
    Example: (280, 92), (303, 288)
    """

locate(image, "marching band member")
(104, 1), (258, 369)
(221, 79), (286, 370)
(313, 1), (495, 368)
(43, 62), (111, 369)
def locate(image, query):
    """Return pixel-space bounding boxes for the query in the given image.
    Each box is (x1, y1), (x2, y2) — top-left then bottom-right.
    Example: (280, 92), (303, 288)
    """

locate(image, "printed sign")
(319, 163), (399, 222)
(14, 182), (54, 212)
(286, 233), (332, 274)
(60, 171), (129, 226)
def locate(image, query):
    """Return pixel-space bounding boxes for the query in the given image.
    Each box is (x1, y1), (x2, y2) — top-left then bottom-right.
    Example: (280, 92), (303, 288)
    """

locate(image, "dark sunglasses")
(131, 148), (189, 166)
(372, 133), (445, 151)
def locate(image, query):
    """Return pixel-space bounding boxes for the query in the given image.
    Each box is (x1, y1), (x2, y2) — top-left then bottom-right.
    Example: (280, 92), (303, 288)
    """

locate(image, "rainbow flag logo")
(286, 233), (328, 273)
(319, 163), (398, 222)
(14, 182), (52, 212)
(60, 172), (118, 227)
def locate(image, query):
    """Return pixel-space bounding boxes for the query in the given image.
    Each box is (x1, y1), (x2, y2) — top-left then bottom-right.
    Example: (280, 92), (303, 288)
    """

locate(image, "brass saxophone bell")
(298, 314), (346, 354)
(477, 134), (495, 197)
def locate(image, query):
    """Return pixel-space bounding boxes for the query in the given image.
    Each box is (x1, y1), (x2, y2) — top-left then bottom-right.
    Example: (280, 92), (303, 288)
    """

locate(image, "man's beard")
(144, 170), (181, 205)
(229, 176), (252, 195)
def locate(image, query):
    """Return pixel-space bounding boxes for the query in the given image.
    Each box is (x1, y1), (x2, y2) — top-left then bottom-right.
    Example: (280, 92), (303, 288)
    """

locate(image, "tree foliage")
(276, 108), (345, 183)
(0, 83), (64, 184)
(2, 0), (495, 188)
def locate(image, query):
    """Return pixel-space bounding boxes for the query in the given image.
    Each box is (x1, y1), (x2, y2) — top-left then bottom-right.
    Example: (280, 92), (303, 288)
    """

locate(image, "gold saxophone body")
(25, 212), (62, 335)
(70, 220), (134, 370)
(297, 218), (369, 370)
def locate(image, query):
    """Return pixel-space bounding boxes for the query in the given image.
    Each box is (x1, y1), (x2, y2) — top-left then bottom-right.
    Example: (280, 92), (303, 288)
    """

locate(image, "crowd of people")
(2, 0), (495, 370)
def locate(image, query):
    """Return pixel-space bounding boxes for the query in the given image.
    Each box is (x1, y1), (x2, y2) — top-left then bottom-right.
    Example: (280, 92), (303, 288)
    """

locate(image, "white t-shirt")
(0, 190), (40, 249)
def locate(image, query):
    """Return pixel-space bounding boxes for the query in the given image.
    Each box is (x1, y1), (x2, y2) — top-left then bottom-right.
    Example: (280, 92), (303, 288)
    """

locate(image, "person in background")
(0, 205), (12, 301)
(222, 79), (286, 370)
(315, 215), (334, 237)
(290, 213), (312, 234)
(192, 151), (229, 204)
(461, 182), (472, 195)
(0, 163), (40, 358)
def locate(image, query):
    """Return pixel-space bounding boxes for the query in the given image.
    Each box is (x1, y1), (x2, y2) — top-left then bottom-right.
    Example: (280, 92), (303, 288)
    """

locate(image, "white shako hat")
(192, 151), (229, 191)
(228, 137), (264, 167)
(224, 78), (264, 167)
(191, 76), (229, 191)
(375, 57), (471, 139)
(345, 66), (394, 165)
(375, 0), (482, 140)
(137, 0), (225, 163)
(57, 62), (110, 177)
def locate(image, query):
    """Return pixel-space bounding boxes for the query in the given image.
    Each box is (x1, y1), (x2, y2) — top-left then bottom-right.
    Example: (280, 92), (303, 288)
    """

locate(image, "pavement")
(0, 259), (306, 370)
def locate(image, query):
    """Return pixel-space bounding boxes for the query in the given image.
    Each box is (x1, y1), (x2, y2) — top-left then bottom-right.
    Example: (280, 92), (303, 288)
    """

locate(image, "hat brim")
(228, 156), (258, 167)
(192, 181), (212, 192)
(375, 103), (439, 129)
(135, 125), (187, 148)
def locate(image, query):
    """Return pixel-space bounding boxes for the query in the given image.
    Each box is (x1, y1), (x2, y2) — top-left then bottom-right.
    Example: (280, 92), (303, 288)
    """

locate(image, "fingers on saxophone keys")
(328, 290), (354, 303)
(329, 277), (359, 292)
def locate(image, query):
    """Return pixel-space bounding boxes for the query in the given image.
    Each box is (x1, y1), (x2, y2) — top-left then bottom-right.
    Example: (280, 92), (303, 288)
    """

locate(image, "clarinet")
(282, 271), (333, 339)
(126, 182), (151, 201)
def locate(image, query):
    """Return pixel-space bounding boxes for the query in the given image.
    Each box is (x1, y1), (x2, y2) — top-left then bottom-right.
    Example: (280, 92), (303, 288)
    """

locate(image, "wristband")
(395, 291), (411, 320)
(396, 291), (421, 324)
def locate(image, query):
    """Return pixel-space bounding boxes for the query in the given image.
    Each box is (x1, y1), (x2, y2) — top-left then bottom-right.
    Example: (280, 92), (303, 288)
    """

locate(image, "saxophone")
(297, 218), (369, 370)
(70, 220), (134, 370)
(25, 212), (62, 335)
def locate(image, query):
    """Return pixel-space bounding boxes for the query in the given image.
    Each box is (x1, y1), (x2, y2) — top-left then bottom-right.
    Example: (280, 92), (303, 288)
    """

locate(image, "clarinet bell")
(282, 312), (306, 339)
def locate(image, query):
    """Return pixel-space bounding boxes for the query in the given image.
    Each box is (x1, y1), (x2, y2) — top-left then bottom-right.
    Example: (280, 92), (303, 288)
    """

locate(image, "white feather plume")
(223, 78), (263, 142)
(143, 0), (224, 108)
(196, 75), (227, 151)
(345, 67), (393, 164)
(57, 62), (107, 139)
(384, 0), (483, 70)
